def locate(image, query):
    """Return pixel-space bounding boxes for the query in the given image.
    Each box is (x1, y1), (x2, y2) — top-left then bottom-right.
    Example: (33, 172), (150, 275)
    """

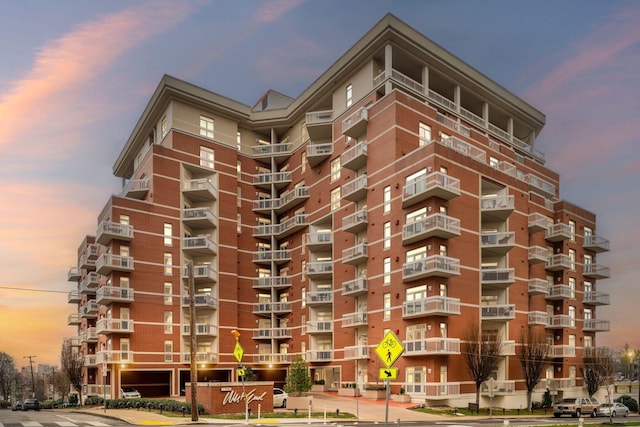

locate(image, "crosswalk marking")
(84, 422), (110, 427)
(55, 423), (78, 427)
(21, 423), (43, 427)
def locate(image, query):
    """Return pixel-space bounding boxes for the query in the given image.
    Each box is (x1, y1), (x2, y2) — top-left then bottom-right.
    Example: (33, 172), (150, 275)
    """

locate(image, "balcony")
(341, 142), (367, 171)
(402, 172), (460, 208)
(525, 174), (556, 198)
(402, 296), (460, 319)
(182, 352), (217, 364)
(253, 328), (292, 340)
(252, 172), (291, 190)
(276, 186), (310, 214)
(307, 232), (333, 252)
(306, 290), (333, 306)
(583, 319), (610, 332)
(182, 294), (218, 310)
(481, 232), (515, 256)
(546, 223), (572, 242)
(183, 208), (216, 229)
(342, 243), (368, 265)
(96, 318), (134, 335)
(253, 302), (292, 316)
(528, 311), (548, 326)
(528, 212), (551, 233)
(307, 350), (333, 363)
(182, 178), (217, 202)
(528, 278), (549, 295)
(182, 264), (217, 284)
(121, 179), (149, 199)
(96, 286), (134, 305)
(551, 345), (576, 358)
(406, 381), (460, 398)
(583, 235), (610, 253)
(253, 353), (292, 365)
(68, 313), (81, 326)
(68, 290), (81, 304)
(342, 312), (367, 328)
(404, 338), (460, 356)
(79, 272), (99, 294)
(481, 268), (515, 288)
(344, 345), (370, 360)
(67, 267), (81, 282)
(84, 355), (97, 367)
(307, 143), (333, 167)
(546, 315), (575, 329)
(501, 340), (516, 356)
(277, 214), (309, 238)
(583, 264), (610, 279)
(528, 246), (548, 264)
(306, 261), (333, 279)
(182, 323), (218, 337)
(305, 110), (333, 141)
(342, 107), (368, 138)
(546, 254), (573, 271)
(584, 291), (610, 306)
(96, 254), (134, 276)
(253, 250), (291, 265)
(96, 220), (134, 246)
(481, 304), (515, 321)
(402, 213), (460, 245)
(306, 321), (333, 334)
(403, 255), (460, 282)
(342, 277), (367, 296)
(480, 195), (514, 221)
(481, 380), (515, 396)
(545, 284), (575, 301)
(81, 327), (98, 343)
(342, 175), (368, 202)
(441, 136), (486, 163)
(342, 209), (368, 233)
(251, 143), (291, 163)
(535, 378), (578, 392)
(80, 244), (99, 269)
(183, 236), (217, 255)
(252, 276), (291, 290)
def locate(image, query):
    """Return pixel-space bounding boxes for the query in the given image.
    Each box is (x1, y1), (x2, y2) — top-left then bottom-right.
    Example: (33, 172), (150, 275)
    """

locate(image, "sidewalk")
(71, 392), (446, 425)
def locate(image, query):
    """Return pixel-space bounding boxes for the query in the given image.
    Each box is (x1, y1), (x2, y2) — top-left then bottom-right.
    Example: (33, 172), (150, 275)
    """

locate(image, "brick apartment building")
(65, 14), (611, 408)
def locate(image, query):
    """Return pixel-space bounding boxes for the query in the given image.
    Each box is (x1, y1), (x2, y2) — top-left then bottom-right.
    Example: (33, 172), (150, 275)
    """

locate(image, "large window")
(330, 188), (341, 211)
(200, 146), (214, 169)
(200, 115), (214, 139)
(164, 223), (172, 246)
(164, 282), (172, 305)
(164, 311), (173, 334)
(383, 257), (391, 284)
(383, 293), (391, 321)
(383, 222), (391, 249)
(164, 341), (173, 362)
(419, 122), (431, 145)
(330, 158), (341, 183)
(164, 253), (173, 275)
(383, 186), (391, 214)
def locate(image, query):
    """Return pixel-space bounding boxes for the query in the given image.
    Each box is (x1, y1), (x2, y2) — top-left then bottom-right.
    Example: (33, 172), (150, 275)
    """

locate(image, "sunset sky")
(1, 0), (638, 368)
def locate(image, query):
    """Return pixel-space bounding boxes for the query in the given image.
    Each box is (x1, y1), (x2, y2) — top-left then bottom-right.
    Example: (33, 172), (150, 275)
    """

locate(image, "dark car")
(22, 398), (40, 411)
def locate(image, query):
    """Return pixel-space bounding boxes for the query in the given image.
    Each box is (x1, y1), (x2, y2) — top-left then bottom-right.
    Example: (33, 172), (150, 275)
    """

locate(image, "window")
(419, 122), (432, 145)
(164, 282), (172, 305)
(569, 306), (576, 327)
(569, 249), (576, 270)
(237, 131), (241, 150)
(568, 277), (576, 298)
(161, 116), (167, 138)
(405, 366), (425, 393)
(164, 223), (172, 246)
(584, 336), (593, 347)
(301, 122), (309, 142)
(164, 253), (173, 275)
(439, 284), (448, 297)
(383, 186), (391, 214)
(237, 187), (242, 207)
(237, 160), (242, 179)
(200, 146), (214, 169)
(489, 156), (499, 168)
(383, 257), (391, 284)
(383, 293), (391, 321)
(164, 311), (173, 334)
(569, 220), (576, 242)
(119, 214), (130, 226)
(330, 158), (341, 183)
(346, 84), (353, 107)
(301, 151), (307, 173)
(383, 222), (391, 249)
(569, 334), (576, 347)
(200, 116), (214, 139)
(237, 213), (242, 233)
(164, 341), (173, 362)
(330, 188), (341, 211)
(120, 338), (130, 362)
(301, 287), (306, 308)
(406, 285), (427, 301)
(301, 260), (306, 281)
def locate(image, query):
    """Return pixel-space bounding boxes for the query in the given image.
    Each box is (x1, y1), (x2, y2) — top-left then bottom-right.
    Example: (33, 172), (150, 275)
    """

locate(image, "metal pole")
(385, 379), (390, 427)
(188, 261), (199, 422)
(23, 356), (36, 398)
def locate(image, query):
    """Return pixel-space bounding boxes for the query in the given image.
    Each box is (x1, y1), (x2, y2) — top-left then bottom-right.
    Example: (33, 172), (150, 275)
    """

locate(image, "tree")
(518, 327), (550, 410)
(284, 356), (312, 397)
(0, 352), (16, 401)
(462, 322), (502, 410)
(60, 341), (84, 405)
(582, 347), (616, 400)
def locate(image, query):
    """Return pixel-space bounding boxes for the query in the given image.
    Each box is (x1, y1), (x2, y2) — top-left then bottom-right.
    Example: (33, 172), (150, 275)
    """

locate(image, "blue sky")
(0, 0), (638, 366)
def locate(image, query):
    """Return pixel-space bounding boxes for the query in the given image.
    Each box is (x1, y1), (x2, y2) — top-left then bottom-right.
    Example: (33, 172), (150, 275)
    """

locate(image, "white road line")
(54, 422), (78, 427)
(21, 423), (43, 427)
(84, 422), (110, 427)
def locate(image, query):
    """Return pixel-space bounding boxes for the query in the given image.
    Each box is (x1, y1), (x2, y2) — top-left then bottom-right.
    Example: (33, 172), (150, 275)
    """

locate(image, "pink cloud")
(0, 1), (197, 149)
(254, 0), (303, 23)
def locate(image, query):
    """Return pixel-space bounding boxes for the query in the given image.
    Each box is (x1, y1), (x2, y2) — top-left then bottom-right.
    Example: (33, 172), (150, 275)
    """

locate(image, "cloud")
(253, 0), (303, 23)
(0, 1), (197, 150)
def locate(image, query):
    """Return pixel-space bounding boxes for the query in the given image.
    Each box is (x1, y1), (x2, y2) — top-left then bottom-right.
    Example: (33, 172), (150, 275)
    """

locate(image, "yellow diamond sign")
(375, 330), (404, 368)
(234, 341), (244, 363)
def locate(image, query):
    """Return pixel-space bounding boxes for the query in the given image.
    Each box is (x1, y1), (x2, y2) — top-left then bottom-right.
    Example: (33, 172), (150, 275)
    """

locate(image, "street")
(0, 410), (127, 427)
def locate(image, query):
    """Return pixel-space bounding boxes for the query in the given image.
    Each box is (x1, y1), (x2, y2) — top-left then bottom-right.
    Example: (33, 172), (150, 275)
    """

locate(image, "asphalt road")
(0, 410), (127, 427)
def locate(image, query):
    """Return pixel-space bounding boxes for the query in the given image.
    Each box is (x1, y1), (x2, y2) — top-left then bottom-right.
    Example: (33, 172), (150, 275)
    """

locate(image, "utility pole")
(23, 356), (36, 398)
(187, 260), (198, 422)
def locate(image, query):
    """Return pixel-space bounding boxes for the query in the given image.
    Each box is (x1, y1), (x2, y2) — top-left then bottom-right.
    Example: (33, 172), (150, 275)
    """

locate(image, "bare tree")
(463, 322), (502, 410)
(582, 347), (616, 399)
(0, 352), (16, 401)
(518, 327), (550, 410)
(60, 341), (84, 405)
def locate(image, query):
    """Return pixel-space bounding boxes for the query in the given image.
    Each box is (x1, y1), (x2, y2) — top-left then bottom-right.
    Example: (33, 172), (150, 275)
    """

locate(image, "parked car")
(598, 402), (629, 417)
(553, 397), (599, 418)
(273, 387), (288, 408)
(22, 398), (40, 411)
(121, 387), (141, 399)
(11, 401), (22, 411)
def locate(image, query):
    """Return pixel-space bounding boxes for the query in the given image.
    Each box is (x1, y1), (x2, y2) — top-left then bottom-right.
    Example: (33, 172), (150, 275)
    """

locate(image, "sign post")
(232, 330), (248, 424)
(375, 331), (404, 427)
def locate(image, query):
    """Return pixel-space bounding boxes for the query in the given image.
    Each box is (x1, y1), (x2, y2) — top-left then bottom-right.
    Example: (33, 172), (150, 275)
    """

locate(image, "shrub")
(615, 395), (638, 412)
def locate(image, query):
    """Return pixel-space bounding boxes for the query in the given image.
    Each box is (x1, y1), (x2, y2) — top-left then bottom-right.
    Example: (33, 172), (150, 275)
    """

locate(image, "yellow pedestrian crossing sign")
(234, 341), (244, 363)
(375, 330), (404, 368)
(379, 367), (398, 380)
